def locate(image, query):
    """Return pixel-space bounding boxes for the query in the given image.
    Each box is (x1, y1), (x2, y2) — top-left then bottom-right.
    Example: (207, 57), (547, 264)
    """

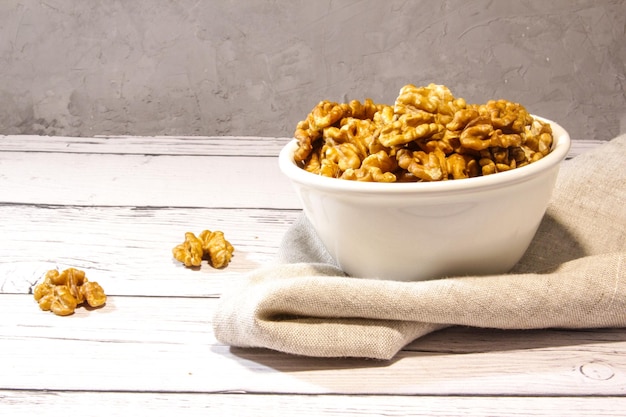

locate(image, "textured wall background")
(1, 0), (625, 140)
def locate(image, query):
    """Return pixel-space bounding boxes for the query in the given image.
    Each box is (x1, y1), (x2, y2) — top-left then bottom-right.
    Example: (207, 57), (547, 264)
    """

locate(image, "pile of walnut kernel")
(294, 83), (554, 182)
(172, 230), (234, 269)
(33, 268), (107, 316)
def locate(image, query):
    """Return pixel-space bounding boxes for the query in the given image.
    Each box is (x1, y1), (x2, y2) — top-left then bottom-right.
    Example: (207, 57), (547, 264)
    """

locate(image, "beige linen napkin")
(213, 135), (626, 360)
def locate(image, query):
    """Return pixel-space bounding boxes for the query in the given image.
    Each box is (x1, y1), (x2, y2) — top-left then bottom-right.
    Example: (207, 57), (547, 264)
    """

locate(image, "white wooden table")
(1, 135), (624, 416)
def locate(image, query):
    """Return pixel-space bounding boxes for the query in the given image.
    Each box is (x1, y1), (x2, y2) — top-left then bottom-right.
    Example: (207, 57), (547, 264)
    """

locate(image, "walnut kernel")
(173, 230), (234, 269)
(33, 268), (106, 316)
(293, 83), (554, 182)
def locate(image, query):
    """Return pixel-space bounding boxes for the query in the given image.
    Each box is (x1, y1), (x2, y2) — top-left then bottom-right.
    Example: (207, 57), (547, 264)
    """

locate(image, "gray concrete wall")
(1, 0), (625, 141)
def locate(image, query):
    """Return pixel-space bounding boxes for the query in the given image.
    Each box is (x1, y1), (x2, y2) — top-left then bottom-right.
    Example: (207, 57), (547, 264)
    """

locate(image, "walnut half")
(172, 230), (234, 269)
(33, 268), (107, 316)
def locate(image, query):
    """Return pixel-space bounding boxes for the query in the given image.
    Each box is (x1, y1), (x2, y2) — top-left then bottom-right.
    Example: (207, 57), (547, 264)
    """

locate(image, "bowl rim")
(279, 116), (571, 195)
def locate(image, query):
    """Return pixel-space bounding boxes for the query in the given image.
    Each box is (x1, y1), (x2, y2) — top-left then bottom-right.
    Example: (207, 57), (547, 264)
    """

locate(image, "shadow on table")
(224, 326), (626, 373)
(404, 326), (626, 353)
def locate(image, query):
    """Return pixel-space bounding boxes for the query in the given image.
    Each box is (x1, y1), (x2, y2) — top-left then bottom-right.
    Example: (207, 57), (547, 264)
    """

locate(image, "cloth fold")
(213, 135), (626, 360)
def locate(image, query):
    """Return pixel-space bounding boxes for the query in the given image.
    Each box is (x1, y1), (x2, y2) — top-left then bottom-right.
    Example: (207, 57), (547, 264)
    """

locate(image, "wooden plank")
(0, 136), (604, 208)
(0, 152), (301, 208)
(0, 135), (292, 156)
(565, 139), (609, 159)
(2, 391), (626, 417)
(0, 205), (300, 296)
(2, 294), (625, 396)
(0, 134), (604, 158)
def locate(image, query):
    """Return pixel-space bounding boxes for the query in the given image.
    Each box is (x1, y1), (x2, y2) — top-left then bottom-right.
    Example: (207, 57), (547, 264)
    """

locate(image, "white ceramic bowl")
(279, 117), (571, 281)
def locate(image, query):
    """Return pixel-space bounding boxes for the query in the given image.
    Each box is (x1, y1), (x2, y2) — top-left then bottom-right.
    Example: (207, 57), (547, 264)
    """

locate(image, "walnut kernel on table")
(33, 268), (107, 316)
(294, 83), (554, 182)
(172, 230), (234, 269)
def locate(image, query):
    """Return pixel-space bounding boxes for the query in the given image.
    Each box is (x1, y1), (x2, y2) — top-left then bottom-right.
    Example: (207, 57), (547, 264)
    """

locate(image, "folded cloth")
(213, 135), (626, 360)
